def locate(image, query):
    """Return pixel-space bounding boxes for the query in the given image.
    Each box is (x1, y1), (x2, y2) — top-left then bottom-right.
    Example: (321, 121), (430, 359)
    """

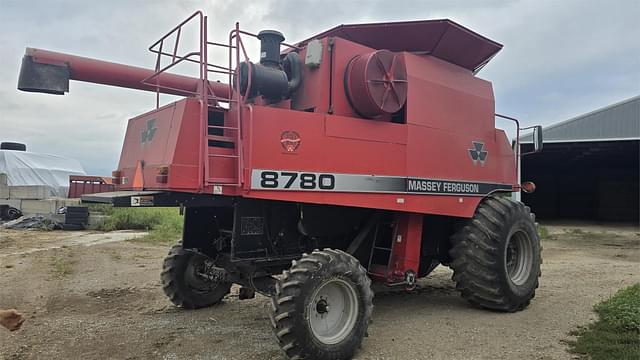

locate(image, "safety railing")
(141, 12), (298, 190)
(140, 12), (250, 189)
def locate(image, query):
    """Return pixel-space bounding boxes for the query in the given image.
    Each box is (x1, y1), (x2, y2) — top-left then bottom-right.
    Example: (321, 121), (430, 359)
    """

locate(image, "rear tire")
(270, 249), (374, 360)
(161, 244), (231, 309)
(449, 196), (541, 312)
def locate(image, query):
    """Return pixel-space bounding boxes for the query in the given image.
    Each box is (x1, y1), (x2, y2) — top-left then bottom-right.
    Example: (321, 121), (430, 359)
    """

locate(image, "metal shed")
(520, 96), (639, 222)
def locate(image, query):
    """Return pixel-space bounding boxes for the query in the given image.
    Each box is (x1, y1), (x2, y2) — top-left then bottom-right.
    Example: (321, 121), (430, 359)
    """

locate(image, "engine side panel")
(241, 105), (515, 218)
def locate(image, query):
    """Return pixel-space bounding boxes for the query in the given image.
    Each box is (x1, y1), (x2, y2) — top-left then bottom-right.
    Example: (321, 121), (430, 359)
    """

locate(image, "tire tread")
(270, 248), (374, 360)
(449, 196), (542, 312)
(161, 244), (231, 310)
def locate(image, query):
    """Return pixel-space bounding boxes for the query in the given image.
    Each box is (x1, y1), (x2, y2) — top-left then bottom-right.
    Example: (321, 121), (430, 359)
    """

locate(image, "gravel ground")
(0, 223), (638, 359)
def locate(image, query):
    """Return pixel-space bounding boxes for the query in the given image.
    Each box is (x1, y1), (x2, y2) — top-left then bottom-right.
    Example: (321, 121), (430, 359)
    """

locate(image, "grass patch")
(594, 284), (640, 332)
(51, 256), (73, 277)
(569, 283), (640, 359)
(91, 207), (182, 245)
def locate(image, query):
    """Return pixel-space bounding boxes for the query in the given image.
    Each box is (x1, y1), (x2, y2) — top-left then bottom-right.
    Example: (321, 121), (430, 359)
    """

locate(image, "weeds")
(569, 283), (640, 359)
(538, 225), (549, 240)
(90, 206), (182, 245)
(51, 256), (73, 278)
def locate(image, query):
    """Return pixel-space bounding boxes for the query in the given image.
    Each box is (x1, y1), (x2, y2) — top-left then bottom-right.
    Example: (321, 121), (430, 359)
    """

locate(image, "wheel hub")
(316, 298), (329, 314)
(195, 259), (226, 283)
(185, 256), (226, 294)
(308, 278), (359, 345)
(505, 230), (534, 286)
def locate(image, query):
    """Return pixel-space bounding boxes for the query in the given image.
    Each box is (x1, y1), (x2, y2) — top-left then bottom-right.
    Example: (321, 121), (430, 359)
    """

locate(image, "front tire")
(161, 244), (232, 309)
(449, 196), (541, 312)
(270, 249), (374, 360)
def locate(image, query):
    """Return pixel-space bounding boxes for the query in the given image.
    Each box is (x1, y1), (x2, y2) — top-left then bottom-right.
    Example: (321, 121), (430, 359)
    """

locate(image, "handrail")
(495, 113), (521, 192)
(148, 11), (203, 52)
(142, 52), (200, 84)
(142, 13), (284, 190)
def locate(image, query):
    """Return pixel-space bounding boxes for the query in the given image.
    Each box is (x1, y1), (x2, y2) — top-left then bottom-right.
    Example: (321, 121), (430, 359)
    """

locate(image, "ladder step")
(208, 177), (237, 184)
(208, 153), (239, 158)
(207, 135), (236, 142)
(373, 246), (392, 251)
(208, 125), (239, 131)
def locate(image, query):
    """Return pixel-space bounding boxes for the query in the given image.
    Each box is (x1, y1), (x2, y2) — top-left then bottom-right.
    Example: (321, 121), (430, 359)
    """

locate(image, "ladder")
(367, 219), (396, 280)
(142, 12), (251, 190)
(205, 106), (242, 186)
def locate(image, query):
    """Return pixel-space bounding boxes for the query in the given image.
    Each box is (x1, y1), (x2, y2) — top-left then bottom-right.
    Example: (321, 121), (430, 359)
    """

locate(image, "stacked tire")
(0, 142), (26, 151)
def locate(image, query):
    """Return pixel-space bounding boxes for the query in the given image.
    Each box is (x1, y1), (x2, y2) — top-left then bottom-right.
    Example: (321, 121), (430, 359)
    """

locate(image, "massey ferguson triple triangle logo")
(141, 119), (157, 144)
(468, 141), (488, 166)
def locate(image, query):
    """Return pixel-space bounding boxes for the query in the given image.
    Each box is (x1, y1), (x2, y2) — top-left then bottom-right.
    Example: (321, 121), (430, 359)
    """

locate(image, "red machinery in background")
(18, 12), (543, 360)
(68, 176), (114, 198)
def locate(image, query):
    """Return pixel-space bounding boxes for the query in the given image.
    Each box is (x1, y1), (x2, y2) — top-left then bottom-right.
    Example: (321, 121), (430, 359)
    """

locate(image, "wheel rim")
(308, 278), (359, 345)
(185, 256), (224, 294)
(505, 230), (534, 286)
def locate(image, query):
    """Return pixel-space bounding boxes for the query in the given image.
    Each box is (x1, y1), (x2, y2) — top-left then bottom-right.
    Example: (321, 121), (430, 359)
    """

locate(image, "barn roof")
(520, 95), (640, 143)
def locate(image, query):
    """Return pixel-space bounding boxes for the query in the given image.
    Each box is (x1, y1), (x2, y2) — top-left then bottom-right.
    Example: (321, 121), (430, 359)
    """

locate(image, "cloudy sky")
(1, 0), (638, 175)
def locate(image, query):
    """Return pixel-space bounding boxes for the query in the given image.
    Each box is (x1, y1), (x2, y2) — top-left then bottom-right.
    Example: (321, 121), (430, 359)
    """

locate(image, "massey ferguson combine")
(17, 11), (543, 359)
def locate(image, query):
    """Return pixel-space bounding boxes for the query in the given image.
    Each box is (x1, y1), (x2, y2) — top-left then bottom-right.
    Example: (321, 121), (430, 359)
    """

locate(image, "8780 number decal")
(258, 171), (335, 190)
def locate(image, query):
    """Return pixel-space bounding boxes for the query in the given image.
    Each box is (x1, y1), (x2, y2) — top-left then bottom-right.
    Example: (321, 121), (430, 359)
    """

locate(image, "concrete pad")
(9, 185), (49, 200)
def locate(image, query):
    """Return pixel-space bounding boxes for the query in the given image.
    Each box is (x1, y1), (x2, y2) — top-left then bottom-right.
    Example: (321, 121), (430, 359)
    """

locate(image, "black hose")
(284, 52), (302, 95)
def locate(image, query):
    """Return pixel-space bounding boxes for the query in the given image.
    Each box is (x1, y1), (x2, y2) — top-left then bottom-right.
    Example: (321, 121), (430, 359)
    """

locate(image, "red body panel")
(390, 213), (423, 281)
(108, 21), (516, 221)
(239, 105), (514, 218)
(117, 99), (203, 190)
(296, 20), (503, 73)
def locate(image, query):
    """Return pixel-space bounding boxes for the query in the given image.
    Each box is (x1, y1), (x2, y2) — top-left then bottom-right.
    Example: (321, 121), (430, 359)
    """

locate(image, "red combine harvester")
(18, 12), (543, 359)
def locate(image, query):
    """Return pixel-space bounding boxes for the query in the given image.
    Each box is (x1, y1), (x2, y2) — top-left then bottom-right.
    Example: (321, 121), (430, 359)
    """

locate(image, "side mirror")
(521, 125), (543, 156)
(532, 125), (543, 153)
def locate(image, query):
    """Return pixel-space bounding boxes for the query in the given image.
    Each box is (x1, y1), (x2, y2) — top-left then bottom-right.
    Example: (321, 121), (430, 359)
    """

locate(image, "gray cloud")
(0, 0), (638, 175)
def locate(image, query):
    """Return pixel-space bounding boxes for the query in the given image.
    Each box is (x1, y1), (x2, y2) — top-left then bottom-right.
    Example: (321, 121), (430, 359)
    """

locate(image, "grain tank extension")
(17, 12), (544, 360)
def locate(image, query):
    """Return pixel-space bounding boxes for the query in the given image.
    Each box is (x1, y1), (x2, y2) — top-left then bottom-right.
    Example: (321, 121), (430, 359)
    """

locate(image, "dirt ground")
(0, 223), (638, 360)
